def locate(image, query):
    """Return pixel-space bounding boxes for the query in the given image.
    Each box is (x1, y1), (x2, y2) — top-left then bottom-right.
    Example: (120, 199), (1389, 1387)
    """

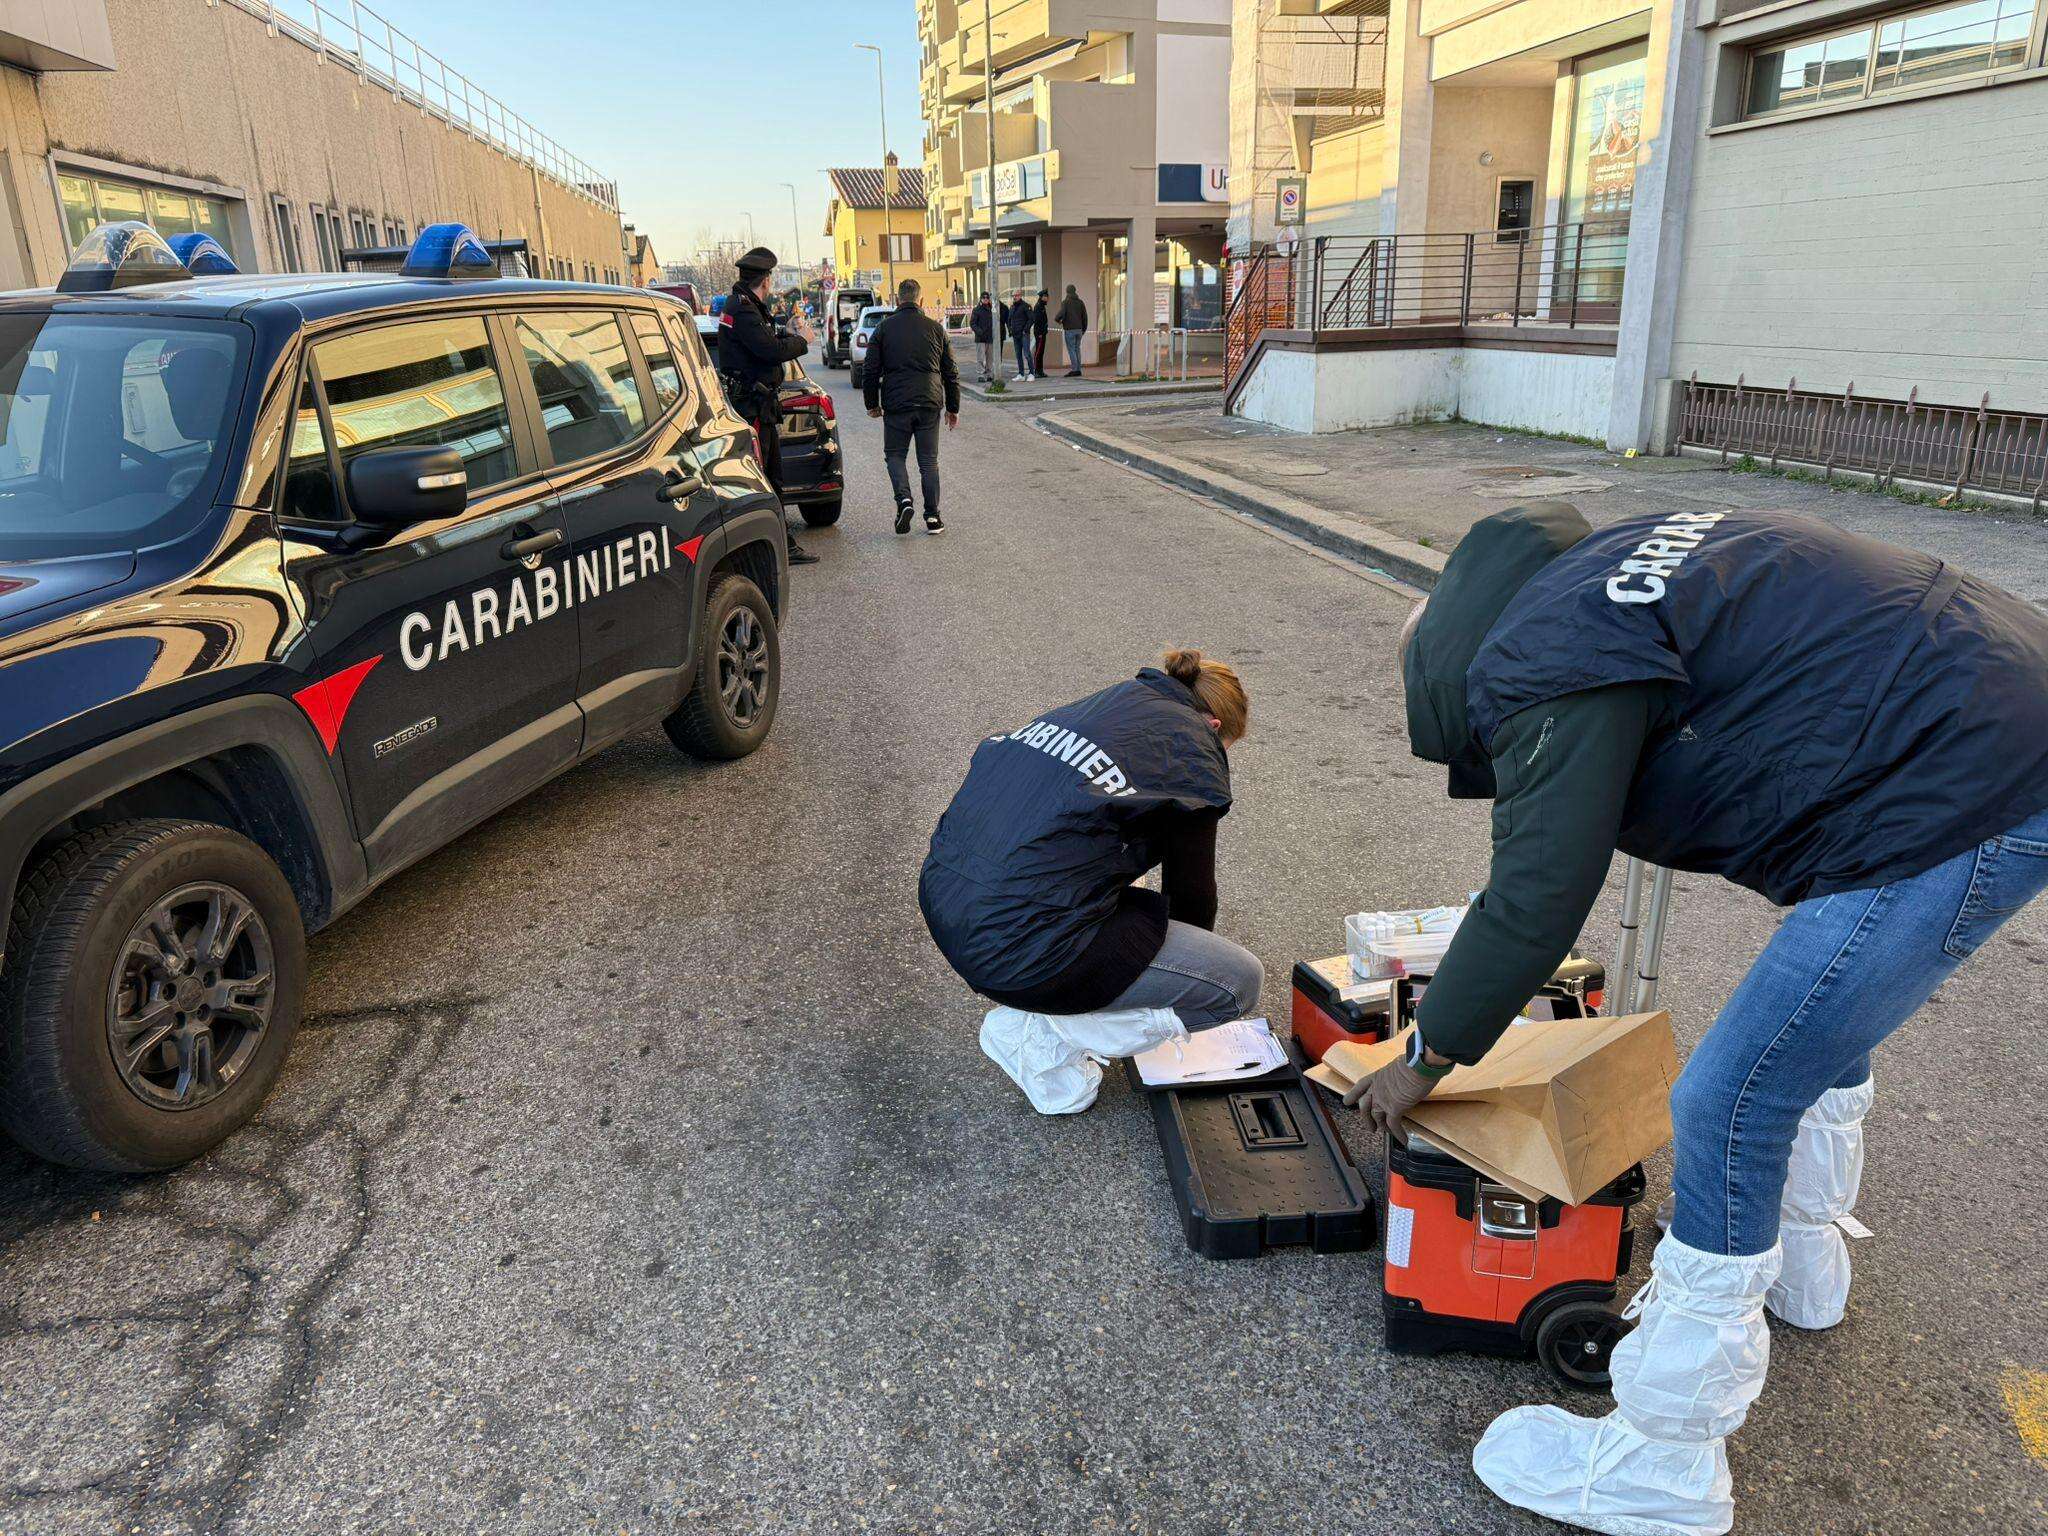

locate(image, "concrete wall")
(1665, 15), (2048, 412)
(0, 0), (624, 287)
(1306, 121), (1387, 239)
(1425, 85), (1553, 234)
(1235, 339), (1612, 436)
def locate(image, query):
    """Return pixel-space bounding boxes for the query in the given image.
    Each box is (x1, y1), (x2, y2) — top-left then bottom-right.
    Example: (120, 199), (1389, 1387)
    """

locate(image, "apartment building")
(1228, 0), (2048, 498)
(919, 0), (1234, 362)
(824, 159), (928, 294)
(0, 0), (628, 293)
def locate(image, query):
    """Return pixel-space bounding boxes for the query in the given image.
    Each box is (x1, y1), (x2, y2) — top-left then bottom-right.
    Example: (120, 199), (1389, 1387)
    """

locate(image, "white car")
(846, 306), (892, 390)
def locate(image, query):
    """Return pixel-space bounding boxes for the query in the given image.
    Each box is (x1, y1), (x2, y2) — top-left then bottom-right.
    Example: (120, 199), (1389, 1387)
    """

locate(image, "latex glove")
(1343, 1057), (1439, 1143)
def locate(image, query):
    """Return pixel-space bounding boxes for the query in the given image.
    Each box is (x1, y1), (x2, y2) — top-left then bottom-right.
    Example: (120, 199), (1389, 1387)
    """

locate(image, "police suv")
(0, 222), (791, 1170)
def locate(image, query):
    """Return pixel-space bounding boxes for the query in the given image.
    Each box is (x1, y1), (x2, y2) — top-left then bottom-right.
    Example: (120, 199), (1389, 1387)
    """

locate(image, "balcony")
(953, 0), (1091, 77)
(938, 107), (1040, 185)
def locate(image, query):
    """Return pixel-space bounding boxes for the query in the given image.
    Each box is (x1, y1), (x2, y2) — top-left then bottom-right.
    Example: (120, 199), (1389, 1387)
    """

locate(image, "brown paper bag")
(1305, 1012), (1677, 1204)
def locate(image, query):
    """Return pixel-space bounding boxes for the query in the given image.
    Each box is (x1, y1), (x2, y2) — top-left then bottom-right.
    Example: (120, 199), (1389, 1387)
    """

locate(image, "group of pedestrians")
(970, 285), (1090, 383)
(723, 248), (1097, 545)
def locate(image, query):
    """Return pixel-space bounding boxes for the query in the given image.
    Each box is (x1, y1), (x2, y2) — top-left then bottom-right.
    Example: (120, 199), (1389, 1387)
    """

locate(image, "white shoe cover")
(978, 1006), (1185, 1115)
(1472, 1235), (1782, 1536)
(1768, 1076), (1872, 1330)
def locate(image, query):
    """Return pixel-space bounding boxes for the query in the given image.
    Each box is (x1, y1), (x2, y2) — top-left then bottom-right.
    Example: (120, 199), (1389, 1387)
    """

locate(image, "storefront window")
(57, 171), (241, 266)
(1560, 44), (1647, 309)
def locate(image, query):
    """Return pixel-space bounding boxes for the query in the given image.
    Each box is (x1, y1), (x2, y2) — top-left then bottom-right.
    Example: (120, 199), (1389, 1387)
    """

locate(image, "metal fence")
(1676, 376), (2048, 508)
(218, 0), (619, 210)
(1307, 220), (1630, 333)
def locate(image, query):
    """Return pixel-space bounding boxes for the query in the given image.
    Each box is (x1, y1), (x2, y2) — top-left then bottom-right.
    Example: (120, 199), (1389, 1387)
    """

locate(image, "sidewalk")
(1039, 397), (2048, 602)
(947, 336), (1221, 404)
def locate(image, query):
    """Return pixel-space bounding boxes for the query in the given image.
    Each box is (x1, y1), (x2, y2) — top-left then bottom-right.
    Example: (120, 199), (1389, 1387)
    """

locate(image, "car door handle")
(658, 472), (704, 503)
(501, 527), (564, 561)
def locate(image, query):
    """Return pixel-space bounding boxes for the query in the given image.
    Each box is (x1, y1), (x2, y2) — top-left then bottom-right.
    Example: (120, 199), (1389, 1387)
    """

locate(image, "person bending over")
(919, 650), (1263, 1114)
(1348, 502), (2048, 1536)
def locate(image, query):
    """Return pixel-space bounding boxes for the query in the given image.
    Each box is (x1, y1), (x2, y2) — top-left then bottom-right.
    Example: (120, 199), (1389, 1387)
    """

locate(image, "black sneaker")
(788, 535), (820, 566)
(924, 510), (945, 535)
(894, 498), (915, 535)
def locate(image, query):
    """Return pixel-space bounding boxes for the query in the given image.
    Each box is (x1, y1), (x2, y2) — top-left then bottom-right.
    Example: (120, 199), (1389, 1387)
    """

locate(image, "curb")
(962, 379), (1222, 405)
(1038, 410), (1447, 592)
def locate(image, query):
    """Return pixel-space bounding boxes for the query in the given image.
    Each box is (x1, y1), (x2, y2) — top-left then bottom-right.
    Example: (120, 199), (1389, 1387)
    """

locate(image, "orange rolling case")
(1382, 1133), (1645, 1387)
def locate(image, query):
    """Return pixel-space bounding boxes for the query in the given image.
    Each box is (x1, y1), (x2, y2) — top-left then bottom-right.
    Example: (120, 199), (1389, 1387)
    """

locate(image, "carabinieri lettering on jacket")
(1004, 719), (1141, 797)
(1605, 510), (1726, 605)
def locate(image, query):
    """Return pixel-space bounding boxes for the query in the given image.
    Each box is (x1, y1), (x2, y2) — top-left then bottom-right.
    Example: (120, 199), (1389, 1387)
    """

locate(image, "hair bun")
(1162, 647), (1204, 683)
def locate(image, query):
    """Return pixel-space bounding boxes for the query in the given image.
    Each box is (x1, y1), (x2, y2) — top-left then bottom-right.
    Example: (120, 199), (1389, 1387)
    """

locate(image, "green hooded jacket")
(1402, 503), (1674, 1063)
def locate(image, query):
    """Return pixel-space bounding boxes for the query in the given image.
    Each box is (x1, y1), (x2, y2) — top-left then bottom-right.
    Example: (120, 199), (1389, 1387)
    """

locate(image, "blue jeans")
(1102, 920), (1264, 1031)
(1671, 805), (2048, 1255)
(1064, 330), (1084, 371)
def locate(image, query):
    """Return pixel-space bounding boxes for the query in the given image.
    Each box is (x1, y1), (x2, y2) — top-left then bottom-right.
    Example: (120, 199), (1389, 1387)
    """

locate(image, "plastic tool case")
(1383, 1132), (1646, 1387)
(1290, 953), (1608, 1066)
(1126, 1056), (1374, 1261)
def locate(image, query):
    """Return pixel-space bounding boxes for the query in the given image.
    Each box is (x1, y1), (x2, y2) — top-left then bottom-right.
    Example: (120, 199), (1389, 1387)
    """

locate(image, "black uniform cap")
(736, 246), (778, 277)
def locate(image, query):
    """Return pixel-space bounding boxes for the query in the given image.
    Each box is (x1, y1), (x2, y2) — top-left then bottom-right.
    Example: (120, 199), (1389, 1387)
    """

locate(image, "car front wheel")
(665, 573), (781, 760)
(0, 821), (306, 1171)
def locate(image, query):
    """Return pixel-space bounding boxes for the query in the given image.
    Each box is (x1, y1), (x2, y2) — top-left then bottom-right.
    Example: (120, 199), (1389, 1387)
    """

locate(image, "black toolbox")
(1124, 1054), (1374, 1261)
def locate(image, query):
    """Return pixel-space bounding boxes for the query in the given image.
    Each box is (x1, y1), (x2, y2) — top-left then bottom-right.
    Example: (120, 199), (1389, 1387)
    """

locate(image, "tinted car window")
(313, 315), (516, 492)
(281, 374), (338, 521)
(0, 314), (247, 560)
(514, 310), (646, 464)
(630, 310), (685, 414)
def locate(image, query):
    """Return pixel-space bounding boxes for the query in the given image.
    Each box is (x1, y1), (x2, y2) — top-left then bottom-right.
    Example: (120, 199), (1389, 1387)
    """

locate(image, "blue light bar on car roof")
(167, 232), (239, 276)
(401, 223), (498, 280)
(55, 221), (189, 293)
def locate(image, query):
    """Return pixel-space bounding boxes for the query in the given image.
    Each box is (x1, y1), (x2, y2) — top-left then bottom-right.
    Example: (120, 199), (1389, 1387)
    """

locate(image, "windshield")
(0, 312), (248, 561)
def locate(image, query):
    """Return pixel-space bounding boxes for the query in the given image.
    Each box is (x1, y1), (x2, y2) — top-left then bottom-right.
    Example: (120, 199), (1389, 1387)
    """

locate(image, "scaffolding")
(1228, 0), (1389, 256)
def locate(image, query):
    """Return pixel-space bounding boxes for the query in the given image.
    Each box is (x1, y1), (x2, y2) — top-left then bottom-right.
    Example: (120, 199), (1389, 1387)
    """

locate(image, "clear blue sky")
(382, 0), (924, 269)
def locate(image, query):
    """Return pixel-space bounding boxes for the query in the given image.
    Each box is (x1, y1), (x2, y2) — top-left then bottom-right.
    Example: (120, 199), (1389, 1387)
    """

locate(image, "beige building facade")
(1231, 0), (2048, 494)
(920, 0), (1234, 364)
(0, 0), (628, 294)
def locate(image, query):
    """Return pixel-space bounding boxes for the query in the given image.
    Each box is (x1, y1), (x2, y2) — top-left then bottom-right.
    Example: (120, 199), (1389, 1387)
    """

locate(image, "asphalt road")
(3, 366), (2045, 1536)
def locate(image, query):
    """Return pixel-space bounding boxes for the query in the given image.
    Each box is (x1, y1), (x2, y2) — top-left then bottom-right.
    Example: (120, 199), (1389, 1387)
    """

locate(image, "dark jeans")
(1013, 334), (1032, 375)
(884, 404), (942, 515)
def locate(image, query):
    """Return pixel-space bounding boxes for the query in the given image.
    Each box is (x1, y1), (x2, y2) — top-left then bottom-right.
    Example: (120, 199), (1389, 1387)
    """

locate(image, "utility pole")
(856, 43), (895, 297)
(981, 0), (997, 315)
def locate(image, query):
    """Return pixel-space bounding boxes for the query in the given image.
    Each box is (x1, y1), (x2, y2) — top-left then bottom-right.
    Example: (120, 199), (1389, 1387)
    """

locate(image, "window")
(59, 170), (240, 264)
(313, 315), (518, 495)
(272, 198), (301, 272)
(630, 311), (685, 413)
(514, 310), (647, 464)
(309, 206), (338, 271)
(886, 233), (921, 263)
(1745, 0), (2038, 118)
(348, 213), (366, 250)
(0, 316), (248, 560)
(282, 374), (338, 521)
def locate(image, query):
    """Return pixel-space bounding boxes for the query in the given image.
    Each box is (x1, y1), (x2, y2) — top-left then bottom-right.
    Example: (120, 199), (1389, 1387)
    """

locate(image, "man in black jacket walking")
(863, 278), (959, 535)
(969, 295), (995, 383)
(718, 245), (819, 565)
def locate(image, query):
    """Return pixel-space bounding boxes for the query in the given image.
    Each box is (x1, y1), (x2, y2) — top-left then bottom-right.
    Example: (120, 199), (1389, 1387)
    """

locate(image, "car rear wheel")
(665, 573), (781, 761)
(0, 821), (306, 1171)
(798, 498), (843, 528)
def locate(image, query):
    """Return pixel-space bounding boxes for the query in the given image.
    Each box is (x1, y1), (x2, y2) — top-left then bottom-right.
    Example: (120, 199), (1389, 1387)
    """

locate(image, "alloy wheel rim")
(718, 607), (771, 726)
(106, 882), (275, 1112)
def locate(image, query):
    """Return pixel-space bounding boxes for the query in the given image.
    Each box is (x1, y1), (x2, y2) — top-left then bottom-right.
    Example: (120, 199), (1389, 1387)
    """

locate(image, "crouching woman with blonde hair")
(918, 649), (1263, 1114)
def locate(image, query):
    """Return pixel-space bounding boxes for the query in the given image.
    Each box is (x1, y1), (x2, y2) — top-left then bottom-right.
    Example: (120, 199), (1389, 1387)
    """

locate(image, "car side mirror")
(346, 446), (468, 527)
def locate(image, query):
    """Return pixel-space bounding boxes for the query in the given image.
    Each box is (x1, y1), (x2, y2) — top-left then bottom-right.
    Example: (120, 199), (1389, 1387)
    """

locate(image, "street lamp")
(855, 42), (895, 297)
(779, 182), (805, 282)
(980, 0), (997, 322)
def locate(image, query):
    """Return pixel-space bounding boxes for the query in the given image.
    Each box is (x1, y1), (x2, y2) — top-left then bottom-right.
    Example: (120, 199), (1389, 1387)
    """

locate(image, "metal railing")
(1223, 248), (1296, 404)
(217, 0), (619, 211)
(1677, 376), (2048, 509)
(1308, 220), (1630, 333)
